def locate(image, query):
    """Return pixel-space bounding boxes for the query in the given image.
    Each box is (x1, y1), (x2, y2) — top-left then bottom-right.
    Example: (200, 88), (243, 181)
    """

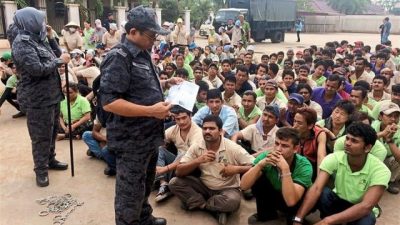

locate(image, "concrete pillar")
(115, 6), (128, 29)
(155, 8), (162, 25)
(2, 1), (17, 29)
(184, 9), (191, 33)
(67, 4), (80, 25)
(36, 0), (47, 15)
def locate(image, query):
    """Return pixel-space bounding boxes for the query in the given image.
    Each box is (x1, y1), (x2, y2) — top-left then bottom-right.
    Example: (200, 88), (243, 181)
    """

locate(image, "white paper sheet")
(166, 81), (199, 112)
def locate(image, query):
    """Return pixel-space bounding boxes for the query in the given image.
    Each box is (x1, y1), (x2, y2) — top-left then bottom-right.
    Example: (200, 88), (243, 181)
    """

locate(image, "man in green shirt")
(371, 100), (400, 194)
(241, 127), (313, 225)
(350, 86), (373, 117)
(294, 122), (390, 225)
(238, 90), (262, 129)
(238, 14), (251, 46)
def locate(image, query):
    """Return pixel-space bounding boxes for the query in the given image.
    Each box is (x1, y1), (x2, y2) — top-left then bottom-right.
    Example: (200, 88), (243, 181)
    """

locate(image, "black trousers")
(252, 175), (304, 224)
(0, 87), (20, 110)
(297, 31), (301, 41)
(26, 103), (59, 176)
(114, 142), (159, 225)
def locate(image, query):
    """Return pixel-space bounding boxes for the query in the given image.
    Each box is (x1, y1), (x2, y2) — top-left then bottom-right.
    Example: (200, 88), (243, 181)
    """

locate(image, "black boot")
(36, 174), (49, 187)
(49, 159), (68, 170)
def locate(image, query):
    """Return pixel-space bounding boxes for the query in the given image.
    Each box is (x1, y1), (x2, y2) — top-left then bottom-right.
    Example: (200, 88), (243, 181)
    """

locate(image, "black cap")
(127, 5), (170, 35)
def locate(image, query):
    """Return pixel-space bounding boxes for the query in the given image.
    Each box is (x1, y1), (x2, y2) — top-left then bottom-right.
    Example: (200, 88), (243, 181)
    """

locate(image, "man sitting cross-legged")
(241, 127), (313, 225)
(154, 105), (202, 202)
(293, 122), (390, 225)
(169, 115), (254, 225)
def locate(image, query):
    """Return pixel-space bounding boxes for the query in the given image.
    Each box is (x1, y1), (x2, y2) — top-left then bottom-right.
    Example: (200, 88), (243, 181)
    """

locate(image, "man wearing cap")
(10, 7), (70, 187)
(281, 93), (304, 127)
(100, 6), (182, 225)
(238, 14), (251, 44)
(256, 79), (286, 111)
(62, 21), (83, 52)
(172, 18), (187, 47)
(371, 100), (400, 194)
(103, 12), (117, 32)
(0, 52), (13, 83)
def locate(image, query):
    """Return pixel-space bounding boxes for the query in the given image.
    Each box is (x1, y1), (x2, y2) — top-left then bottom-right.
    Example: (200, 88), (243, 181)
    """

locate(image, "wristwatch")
(293, 216), (303, 224)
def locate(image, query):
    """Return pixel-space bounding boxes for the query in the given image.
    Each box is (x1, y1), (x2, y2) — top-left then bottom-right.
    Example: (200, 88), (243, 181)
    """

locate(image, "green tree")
(160, 0), (180, 23)
(297, 0), (313, 11)
(326, 0), (371, 15)
(376, 0), (400, 11)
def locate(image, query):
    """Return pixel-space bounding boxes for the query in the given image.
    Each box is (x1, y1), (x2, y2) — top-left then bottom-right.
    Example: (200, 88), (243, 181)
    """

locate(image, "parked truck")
(212, 0), (297, 43)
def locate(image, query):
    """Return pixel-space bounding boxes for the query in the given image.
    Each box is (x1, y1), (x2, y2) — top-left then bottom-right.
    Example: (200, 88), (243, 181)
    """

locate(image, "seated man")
(241, 127), (313, 225)
(280, 93), (304, 127)
(169, 115), (254, 225)
(82, 117), (116, 176)
(237, 90), (262, 129)
(256, 79), (286, 111)
(311, 74), (342, 119)
(232, 105), (279, 155)
(193, 89), (239, 138)
(192, 80), (209, 114)
(155, 106), (202, 202)
(221, 75), (241, 110)
(371, 101), (400, 194)
(293, 122), (390, 225)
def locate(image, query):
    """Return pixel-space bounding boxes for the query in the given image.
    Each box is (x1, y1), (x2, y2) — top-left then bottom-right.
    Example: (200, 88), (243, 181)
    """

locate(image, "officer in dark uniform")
(10, 7), (70, 187)
(100, 5), (182, 225)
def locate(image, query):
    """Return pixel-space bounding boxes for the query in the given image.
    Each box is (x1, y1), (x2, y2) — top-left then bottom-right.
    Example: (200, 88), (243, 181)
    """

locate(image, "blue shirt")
(311, 87), (342, 119)
(192, 105), (239, 138)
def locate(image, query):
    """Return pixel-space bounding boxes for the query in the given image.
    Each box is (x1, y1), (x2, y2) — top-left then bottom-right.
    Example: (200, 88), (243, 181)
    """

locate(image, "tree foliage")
(326, 0), (371, 15)
(376, 0), (400, 11)
(296, 0), (313, 12)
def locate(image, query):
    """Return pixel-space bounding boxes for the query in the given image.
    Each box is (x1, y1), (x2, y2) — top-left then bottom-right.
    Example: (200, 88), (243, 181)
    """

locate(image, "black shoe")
(248, 213), (276, 224)
(48, 159), (68, 170)
(387, 182), (399, 194)
(86, 149), (95, 157)
(243, 189), (253, 200)
(152, 217), (167, 225)
(104, 166), (116, 176)
(12, 111), (25, 118)
(36, 174), (49, 187)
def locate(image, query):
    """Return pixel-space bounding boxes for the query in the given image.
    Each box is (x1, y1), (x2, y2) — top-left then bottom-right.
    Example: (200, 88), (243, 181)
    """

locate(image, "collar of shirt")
(122, 37), (143, 58)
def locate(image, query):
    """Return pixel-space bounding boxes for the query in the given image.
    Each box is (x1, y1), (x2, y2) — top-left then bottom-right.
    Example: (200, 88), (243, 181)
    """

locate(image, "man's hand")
(314, 218), (332, 225)
(167, 77), (184, 86)
(197, 150), (216, 164)
(156, 166), (169, 175)
(60, 53), (71, 64)
(275, 153), (289, 171)
(150, 102), (172, 119)
(220, 165), (238, 177)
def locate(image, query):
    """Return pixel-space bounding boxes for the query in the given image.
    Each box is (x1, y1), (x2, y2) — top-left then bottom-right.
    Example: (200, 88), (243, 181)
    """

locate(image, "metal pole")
(64, 63), (75, 177)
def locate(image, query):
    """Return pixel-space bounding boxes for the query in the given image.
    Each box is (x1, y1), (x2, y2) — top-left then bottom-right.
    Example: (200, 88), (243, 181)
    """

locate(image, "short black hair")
(282, 69), (295, 78)
(196, 80), (209, 92)
(207, 89), (222, 101)
(327, 74), (343, 87)
(224, 75), (236, 84)
(352, 86), (368, 99)
(346, 122), (377, 147)
(256, 63), (268, 73)
(236, 65), (249, 75)
(243, 90), (257, 101)
(354, 80), (370, 91)
(298, 65), (310, 73)
(175, 68), (189, 78)
(314, 61), (327, 70)
(373, 75), (388, 86)
(294, 59), (305, 65)
(296, 83), (313, 95)
(170, 105), (192, 115)
(276, 127), (300, 146)
(392, 84), (400, 93)
(355, 57), (367, 65)
(202, 115), (223, 130)
(221, 59), (231, 65)
(269, 63), (279, 75)
(334, 100), (355, 116)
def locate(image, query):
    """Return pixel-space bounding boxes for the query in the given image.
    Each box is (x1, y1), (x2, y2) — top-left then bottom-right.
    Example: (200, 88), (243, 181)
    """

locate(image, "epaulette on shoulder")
(116, 48), (127, 57)
(21, 35), (30, 41)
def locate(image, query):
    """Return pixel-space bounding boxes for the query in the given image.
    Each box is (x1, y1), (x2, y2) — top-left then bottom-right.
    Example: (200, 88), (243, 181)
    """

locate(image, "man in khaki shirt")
(169, 115), (254, 224)
(155, 106), (202, 202)
(232, 105), (279, 155)
(222, 75), (242, 110)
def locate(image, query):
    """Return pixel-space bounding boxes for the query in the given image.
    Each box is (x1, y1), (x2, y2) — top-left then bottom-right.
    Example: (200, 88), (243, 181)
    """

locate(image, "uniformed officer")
(100, 5), (181, 225)
(10, 7), (70, 187)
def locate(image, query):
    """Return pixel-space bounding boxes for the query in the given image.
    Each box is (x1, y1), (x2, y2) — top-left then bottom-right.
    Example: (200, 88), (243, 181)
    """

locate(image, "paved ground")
(1, 32), (400, 225)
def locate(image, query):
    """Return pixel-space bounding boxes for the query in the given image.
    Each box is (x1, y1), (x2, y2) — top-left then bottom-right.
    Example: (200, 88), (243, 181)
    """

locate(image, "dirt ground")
(1, 32), (400, 225)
